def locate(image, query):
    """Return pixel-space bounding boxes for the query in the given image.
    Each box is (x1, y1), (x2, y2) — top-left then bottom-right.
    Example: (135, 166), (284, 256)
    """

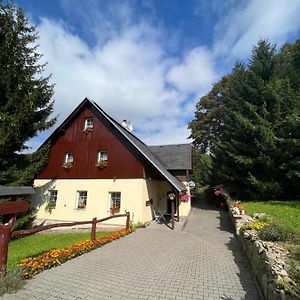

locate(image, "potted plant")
(96, 160), (108, 169)
(110, 207), (120, 215)
(62, 162), (73, 169)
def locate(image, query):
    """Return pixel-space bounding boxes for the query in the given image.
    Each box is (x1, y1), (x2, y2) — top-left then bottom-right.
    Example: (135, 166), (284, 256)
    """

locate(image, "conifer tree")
(190, 39), (300, 199)
(0, 1), (55, 186)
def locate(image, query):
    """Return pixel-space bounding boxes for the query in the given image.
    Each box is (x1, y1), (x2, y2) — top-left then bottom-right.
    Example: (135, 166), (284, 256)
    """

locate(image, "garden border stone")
(227, 200), (296, 300)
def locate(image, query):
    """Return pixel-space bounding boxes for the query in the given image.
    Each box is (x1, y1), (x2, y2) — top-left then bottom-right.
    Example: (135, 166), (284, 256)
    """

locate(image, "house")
(32, 98), (192, 227)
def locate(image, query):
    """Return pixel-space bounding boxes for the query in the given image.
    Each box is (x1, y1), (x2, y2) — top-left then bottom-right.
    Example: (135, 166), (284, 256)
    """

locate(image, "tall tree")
(0, 1), (55, 185)
(189, 39), (300, 199)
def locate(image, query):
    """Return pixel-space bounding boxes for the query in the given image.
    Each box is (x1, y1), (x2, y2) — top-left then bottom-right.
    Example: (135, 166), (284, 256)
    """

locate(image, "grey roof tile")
(149, 144), (192, 170)
(0, 186), (35, 196)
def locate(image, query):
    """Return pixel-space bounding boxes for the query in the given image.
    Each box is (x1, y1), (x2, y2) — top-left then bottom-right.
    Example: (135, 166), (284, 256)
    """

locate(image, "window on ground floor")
(77, 191), (87, 209)
(48, 190), (58, 209)
(109, 192), (121, 214)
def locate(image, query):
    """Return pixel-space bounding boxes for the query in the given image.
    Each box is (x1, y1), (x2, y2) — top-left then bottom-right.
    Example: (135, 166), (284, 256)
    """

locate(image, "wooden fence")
(0, 199), (130, 273)
(11, 212), (131, 240)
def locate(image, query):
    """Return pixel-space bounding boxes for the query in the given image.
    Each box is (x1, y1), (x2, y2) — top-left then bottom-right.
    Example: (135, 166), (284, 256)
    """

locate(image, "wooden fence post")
(0, 215), (15, 274)
(91, 217), (97, 241)
(171, 200), (175, 230)
(125, 211), (130, 230)
(0, 200), (28, 274)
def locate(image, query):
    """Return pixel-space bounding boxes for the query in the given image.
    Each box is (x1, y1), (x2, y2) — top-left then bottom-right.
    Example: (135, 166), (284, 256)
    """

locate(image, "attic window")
(98, 150), (108, 162)
(84, 117), (93, 130)
(65, 152), (73, 163)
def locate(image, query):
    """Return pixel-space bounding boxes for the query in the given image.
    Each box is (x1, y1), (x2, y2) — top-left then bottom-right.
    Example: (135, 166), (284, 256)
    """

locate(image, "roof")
(149, 144), (192, 170)
(40, 98), (186, 192)
(0, 186), (35, 197)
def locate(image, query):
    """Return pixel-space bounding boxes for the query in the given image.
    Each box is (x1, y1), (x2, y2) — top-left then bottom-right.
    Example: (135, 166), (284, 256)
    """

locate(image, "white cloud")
(213, 0), (300, 59)
(25, 0), (300, 152)
(31, 17), (210, 150)
(166, 47), (216, 94)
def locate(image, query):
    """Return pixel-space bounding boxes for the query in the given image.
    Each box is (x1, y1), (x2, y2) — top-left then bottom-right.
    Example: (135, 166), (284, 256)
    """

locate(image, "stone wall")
(227, 203), (296, 300)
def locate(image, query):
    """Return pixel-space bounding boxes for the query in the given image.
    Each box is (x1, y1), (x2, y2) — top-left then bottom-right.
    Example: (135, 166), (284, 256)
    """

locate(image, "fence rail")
(12, 212), (130, 240)
(0, 205), (130, 273)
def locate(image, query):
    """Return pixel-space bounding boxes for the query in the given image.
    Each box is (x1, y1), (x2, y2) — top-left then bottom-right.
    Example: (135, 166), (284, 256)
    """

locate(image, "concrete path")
(2, 204), (260, 300)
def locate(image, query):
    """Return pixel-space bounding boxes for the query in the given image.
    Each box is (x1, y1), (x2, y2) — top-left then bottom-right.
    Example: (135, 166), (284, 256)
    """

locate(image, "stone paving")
(2, 204), (261, 300)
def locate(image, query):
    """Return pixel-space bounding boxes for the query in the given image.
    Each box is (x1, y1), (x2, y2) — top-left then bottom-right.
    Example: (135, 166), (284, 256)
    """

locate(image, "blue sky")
(13, 0), (300, 150)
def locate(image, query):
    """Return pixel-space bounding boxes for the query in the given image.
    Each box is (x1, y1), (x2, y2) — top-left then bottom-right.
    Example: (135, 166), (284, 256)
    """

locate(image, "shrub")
(0, 268), (25, 296)
(240, 220), (269, 232)
(258, 223), (294, 242)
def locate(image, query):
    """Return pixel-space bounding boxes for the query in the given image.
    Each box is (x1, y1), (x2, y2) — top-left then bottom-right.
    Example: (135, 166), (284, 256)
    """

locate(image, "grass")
(243, 201), (300, 233)
(7, 231), (111, 270)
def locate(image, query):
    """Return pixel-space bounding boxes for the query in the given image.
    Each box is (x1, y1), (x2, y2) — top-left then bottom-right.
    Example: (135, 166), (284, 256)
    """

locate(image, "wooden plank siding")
(37, 105), (145, 179)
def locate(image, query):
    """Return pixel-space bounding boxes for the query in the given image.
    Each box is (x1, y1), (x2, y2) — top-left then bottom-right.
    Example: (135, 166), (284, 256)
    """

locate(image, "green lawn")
(8, 231), (111, 270)
(243, 201), (300, 233)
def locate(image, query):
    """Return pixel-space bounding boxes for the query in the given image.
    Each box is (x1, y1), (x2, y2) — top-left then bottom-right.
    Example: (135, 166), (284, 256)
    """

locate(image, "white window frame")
(97, 150), (108, 162)
(77, 191), (87, 209)
(65, 152), (73, 163)
(84, 117), (94, 130)
(48, 190), (58, 207)
(109, 192), (121, 212)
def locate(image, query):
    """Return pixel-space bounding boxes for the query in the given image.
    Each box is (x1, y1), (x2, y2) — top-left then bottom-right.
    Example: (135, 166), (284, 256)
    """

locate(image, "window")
(77, 191), (87, 209)
(84, 117), (93, 130)
(110, 192), (121, 214)
(65, 152), (73, 163)
(97, 150), (108, 162)
(48, 190), (58, 208)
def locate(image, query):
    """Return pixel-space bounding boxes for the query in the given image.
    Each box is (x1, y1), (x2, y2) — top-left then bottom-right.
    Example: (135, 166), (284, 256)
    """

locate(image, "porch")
(146, 214), (189, 232)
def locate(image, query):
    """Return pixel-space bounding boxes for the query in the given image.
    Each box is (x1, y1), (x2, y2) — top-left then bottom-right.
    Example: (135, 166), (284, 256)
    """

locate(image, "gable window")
(77, 191), (87, 209)
(65, 152), (73, 163)
(84, 117), (93, 130)
(98, 150), (108, 162)
(110, 192), (121, 215)
(96, 150), (108, 168)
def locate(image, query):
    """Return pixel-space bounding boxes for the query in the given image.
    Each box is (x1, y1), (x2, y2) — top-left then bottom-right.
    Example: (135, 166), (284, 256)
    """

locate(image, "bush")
(240, 220), (270, 232)
(0, 268), (25, 296)
(258, 223), (294, 242)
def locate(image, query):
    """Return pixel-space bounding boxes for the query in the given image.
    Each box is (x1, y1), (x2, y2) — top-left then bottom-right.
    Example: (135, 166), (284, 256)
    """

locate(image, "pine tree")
(190, 39), (300, 199)
(0, 1), (56, 185)
(0, 2), (56, 229)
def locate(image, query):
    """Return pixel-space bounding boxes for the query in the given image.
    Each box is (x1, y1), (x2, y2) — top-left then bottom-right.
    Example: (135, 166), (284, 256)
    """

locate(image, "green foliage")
(189, 39), (300, 199)
(287, 245), (300, 298)
(0, 268), (24, 296)
(240, 220), (270, 232)
(0, 2), (56, 230)
(0, 2), (56, 185)
(7, 231), (111, 270)
(190, 148), (212, 187)
(276, 279), (298, 298)
(243, 201), (300, 234)
(258, 223), (294, 242)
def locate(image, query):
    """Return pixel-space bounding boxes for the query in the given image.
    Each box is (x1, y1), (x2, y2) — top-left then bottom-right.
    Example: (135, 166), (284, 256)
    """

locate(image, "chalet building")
(32, 98), (192, 226)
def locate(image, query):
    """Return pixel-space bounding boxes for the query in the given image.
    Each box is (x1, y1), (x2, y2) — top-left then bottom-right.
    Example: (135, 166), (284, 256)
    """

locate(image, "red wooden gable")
(37, 103), (145, 179)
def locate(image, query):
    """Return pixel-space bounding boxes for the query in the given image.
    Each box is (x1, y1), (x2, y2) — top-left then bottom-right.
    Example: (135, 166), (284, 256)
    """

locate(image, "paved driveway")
(2, 204), (260, 300)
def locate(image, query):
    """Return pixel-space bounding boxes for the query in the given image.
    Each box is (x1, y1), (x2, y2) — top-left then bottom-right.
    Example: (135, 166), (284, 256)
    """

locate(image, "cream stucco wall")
(33, 178), (191, 226)
(178, 183), (191, 217)
(33, 179), (146, 225)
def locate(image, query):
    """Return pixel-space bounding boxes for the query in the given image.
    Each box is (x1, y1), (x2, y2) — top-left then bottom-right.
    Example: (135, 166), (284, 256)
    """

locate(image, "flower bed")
(19, 228), (132, 278)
